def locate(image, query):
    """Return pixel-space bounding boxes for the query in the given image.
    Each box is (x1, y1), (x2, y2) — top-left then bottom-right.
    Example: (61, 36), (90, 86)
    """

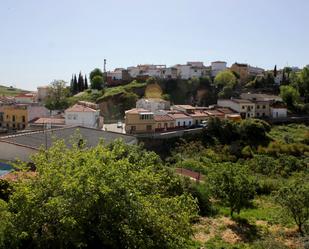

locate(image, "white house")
(217, 99), (255, 119)
(136, 98), (170, 112)
(65, 102), (103, 129)
(270, 103), (287, 119)
(211, 61), (227, 77)
(167, 111), (193, 128)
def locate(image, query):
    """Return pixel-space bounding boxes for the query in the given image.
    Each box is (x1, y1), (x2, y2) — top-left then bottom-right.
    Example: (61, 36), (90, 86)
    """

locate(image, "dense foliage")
(0, 140), (198, 249)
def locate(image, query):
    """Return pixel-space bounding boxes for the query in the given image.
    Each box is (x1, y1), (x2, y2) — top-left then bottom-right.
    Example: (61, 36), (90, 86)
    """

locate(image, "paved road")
(103, 123), (126, 134)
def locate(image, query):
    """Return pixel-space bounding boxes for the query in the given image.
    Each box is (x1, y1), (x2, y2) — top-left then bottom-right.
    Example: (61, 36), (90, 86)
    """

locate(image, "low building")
(270, 102), (287, 119)
(154, 114), (175, 132)
(167, 111), (193, 128)
(188, 110), (209, 126)
(0, 104), (49, 131)
(0, 126), (137, 162)
(106, 68), (131, 86)
(15, 93), (37, 103)
(136, 98), (171, 112)
(65, 102), (103, 129)
(217, 99), (255, 119)
(125, 108), (155, 134)
(240, 93), (282, 118)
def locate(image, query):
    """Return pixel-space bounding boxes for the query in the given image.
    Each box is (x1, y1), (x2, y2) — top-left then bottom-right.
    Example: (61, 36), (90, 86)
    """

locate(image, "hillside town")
(1, 1), (309, 248)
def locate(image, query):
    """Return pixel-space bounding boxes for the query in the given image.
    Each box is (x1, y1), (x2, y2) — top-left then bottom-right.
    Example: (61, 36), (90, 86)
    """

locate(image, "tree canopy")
(0, 139), (197, 249)
(45, 80), (70, 110)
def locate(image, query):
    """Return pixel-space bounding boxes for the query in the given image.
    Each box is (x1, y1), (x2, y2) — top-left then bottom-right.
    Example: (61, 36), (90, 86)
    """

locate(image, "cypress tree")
(70, 75), (74, 94)
(274, 65), (277, 78)
(84, 75), (88, 89)
(78, 72), (84, 92)
(73, 74), (78, 94)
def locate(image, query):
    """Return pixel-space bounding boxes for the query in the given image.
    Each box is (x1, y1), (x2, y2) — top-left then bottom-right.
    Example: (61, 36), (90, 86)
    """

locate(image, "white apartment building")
(127, 64), (166, 78)
(65, 102), (103, 129)
(211, 61), (227, 77)
(174, 62), (206, 79)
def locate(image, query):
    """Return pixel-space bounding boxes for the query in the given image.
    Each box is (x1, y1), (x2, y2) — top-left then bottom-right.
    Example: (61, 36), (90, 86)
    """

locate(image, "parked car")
(117, 121), (123, 128)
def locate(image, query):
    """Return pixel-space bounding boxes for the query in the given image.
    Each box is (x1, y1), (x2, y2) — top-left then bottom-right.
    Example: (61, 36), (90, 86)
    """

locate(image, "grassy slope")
(193, 196), (299, 249)
(0, 85), (28, 96)
(98, 81), (146, 101)
(269, 124), (309, 143)
(190, 124), (309, 249)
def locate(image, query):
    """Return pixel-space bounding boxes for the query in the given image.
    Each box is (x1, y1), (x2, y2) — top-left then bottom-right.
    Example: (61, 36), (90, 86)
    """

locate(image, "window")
(257, 113), (260, 117)
(242, 106), (245, 109)
(257, 105), (260, 109)
(189, 121), (191, 126)
(146, 125), (152, 131)
(22, 116), (26, 122)
(12, 124), (16, 128)
(67, 114), (72, 120)
(158, 123), (161, 128)
(12, 115), (15, 122)
(177, 121), (180, 127)
(183, 121), (186, 127)
(131, 126), (136, 131)
(22, 124), (26, 129)
(263, 105), (266, 109)
(73, 114), (77, 120)
(262, 113), (265, 117)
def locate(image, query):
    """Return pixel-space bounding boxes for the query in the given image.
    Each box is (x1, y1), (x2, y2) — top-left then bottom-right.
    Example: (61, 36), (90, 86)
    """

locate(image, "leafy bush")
(0, 140), (198, 248)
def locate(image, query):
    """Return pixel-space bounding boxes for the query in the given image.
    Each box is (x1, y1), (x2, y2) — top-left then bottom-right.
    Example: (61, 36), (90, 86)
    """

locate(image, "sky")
(0, 0), (309, 90)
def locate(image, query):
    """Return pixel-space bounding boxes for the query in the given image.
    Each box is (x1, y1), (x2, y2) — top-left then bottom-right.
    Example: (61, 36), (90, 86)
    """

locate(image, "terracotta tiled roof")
(66, 104), (97, 113)
(216, 108), (235, 114)
(167, 112), (192, 119)
(154, 114), (174, 122)
(125, 108), (152, 114)
(33, 117), (65, 125)
(188, 111), (208, 117)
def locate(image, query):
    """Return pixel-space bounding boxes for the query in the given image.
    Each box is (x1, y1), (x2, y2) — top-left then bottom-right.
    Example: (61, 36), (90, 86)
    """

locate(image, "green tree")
(84, 75), (88, 90)
(275, 177), (309, 234)
(91, 75), (104, 90)
(240, 119), (271, 145)
(77, 72), (84, 92)
(45, 80), (70, 110)
(1, 140), (197, 248)
(90, 68), (103, 81)
(280, 85), (300, 109)
(214, 70), (237, 89)
(208, 163), (255, 217)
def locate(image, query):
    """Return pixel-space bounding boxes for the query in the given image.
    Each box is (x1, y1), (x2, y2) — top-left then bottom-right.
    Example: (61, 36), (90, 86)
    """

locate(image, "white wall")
(65, 110), (100, 128)
(0, 141), (37, 162)
(136, 99), (170, 112)
(174, 117), (193, 127)
(211, 62), (227, 77)
(271, 108), (287, 118)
